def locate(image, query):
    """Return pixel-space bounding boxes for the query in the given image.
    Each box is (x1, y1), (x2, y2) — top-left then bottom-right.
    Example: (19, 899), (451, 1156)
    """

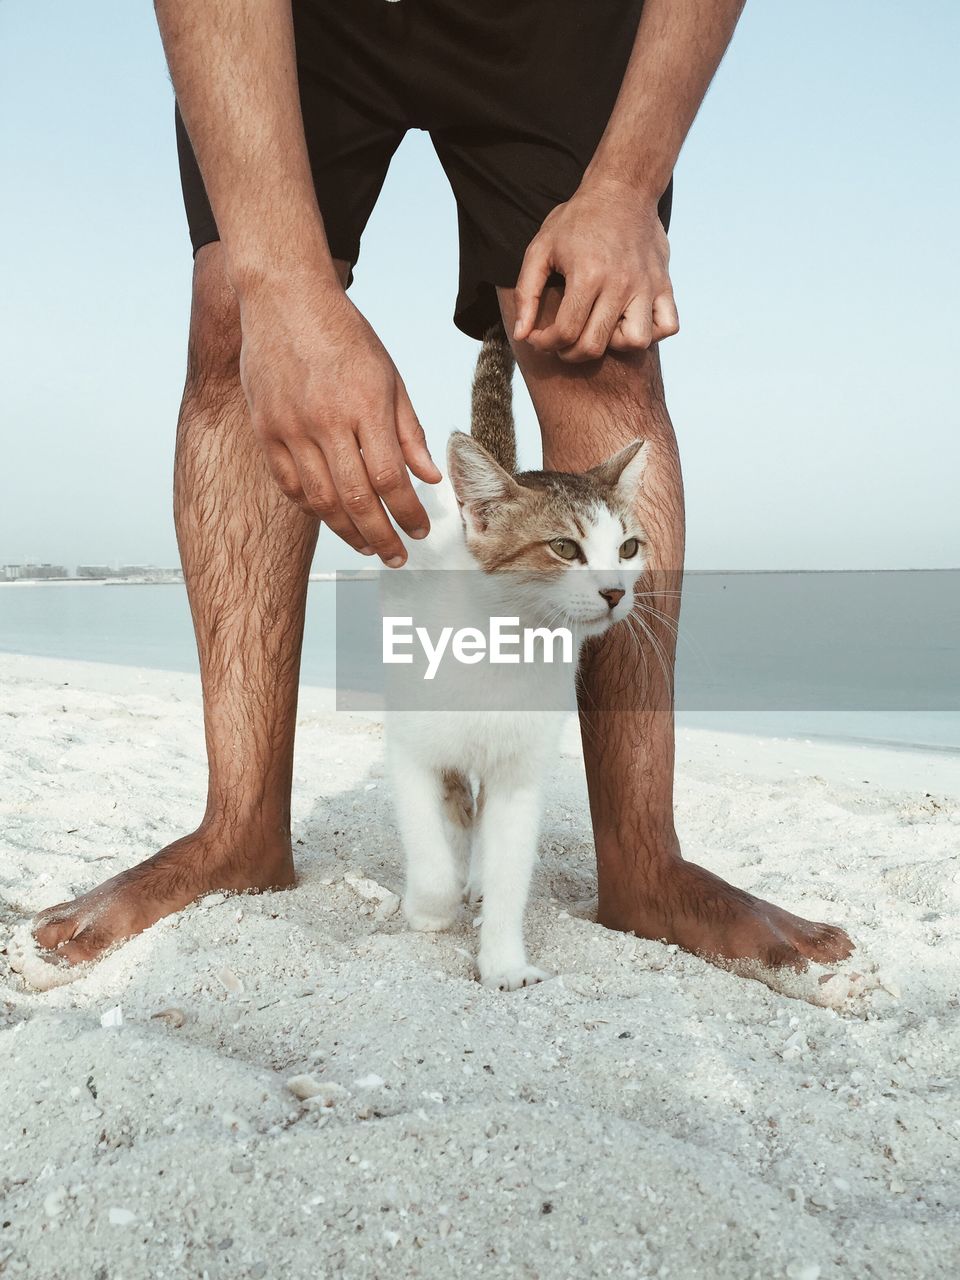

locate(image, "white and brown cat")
(387, 326), (650, 990)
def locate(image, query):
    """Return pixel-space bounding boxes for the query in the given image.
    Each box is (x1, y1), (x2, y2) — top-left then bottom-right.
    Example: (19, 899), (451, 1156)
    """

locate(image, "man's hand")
(513, 176), (679, 364)
(237, 272), (441, 566)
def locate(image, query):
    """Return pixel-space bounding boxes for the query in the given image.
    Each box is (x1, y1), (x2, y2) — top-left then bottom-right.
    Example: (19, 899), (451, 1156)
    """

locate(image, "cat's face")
(447, 432), (650, 637)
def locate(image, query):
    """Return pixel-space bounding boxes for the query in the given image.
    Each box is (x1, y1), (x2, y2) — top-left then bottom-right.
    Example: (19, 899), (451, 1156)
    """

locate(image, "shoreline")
(0, 572), (341, 587)
(0, 651), (957, 801)
(4, 567), (957, 584)
(0, 578), (183, 588)
(1, 648), (958, 777)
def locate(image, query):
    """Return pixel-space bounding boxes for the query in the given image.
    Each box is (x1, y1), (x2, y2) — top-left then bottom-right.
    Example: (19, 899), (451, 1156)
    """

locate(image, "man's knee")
(184, 242), (242, 396)
(500, 284), (667, 402)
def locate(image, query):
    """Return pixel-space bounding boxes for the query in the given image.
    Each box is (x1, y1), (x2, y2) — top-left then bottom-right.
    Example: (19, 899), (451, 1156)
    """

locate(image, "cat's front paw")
(463, 877), (482, 907)
(479, 963), (552, 992)
(403, 895), (458, 933)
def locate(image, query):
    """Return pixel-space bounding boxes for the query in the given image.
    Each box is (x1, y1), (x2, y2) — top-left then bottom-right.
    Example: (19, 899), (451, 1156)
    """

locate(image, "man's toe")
(55, 927), (113, 966)
(32, 911), (78, 952)
(811, 922), (854, 961)
(764, 939), (808, 971)
(789, 921), (853, 965)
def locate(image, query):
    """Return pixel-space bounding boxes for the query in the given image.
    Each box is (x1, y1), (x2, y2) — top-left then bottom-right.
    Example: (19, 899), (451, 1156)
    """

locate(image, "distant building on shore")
(2, 562), (70, 581)
(75, 565), (183, 582)
(2, 562), (183, 583)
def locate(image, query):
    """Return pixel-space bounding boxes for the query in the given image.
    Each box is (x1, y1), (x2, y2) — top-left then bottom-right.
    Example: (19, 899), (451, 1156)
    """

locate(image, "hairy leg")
(498, 285), (852, 971)
(32, 245), (349, 964)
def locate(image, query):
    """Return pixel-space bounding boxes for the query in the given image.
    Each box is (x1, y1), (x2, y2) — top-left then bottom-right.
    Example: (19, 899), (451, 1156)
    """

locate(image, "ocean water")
(1, 573), (957, 752)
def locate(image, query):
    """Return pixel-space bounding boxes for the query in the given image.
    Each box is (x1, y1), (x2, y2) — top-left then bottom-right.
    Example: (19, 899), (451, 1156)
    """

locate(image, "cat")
(386, 324), (650, 990)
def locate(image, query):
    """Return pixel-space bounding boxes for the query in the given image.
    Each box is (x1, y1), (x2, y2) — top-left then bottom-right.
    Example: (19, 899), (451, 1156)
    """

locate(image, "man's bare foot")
(31, 826), (295, 966)
(599, 858), (854, 971)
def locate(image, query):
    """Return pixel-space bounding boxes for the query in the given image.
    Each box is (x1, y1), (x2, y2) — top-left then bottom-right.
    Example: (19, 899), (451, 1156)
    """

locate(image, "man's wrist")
(230, 257), (343, 304)
(227, 233), (343, 303)
(579, 162), (666, 208)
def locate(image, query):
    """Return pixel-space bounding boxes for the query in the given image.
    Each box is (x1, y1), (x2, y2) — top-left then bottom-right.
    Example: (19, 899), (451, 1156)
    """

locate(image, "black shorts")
(176, 0), (672, 340)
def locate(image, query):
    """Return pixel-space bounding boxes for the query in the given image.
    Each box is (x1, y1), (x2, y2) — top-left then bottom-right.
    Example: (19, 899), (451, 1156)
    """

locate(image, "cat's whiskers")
(629, 590), (711, 676)
(626, 610), (675, 696)
(632, 589), (682, 602)
(573, 660), (603, 739)
(630, 599), (681, 642)
(532, 601), (570, 631)
(620, 613), (653, 700)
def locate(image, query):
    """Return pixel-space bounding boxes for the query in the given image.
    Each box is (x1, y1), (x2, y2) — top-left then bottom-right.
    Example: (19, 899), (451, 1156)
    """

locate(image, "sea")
(1, 571), (958, 754)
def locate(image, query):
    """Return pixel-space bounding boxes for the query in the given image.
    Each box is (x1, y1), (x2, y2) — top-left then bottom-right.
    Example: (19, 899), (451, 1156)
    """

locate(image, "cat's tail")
(470, 322), (516, 475)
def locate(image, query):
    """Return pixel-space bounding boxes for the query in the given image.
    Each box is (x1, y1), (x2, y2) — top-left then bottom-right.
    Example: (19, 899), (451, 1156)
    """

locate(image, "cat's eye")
(620, 537), (641, 559)
(549, 537), (581, 562)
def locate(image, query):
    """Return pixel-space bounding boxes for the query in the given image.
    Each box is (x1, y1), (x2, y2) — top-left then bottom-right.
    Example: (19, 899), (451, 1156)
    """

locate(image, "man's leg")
(499, 286), (853, 969)
(32, 244), (346, 964)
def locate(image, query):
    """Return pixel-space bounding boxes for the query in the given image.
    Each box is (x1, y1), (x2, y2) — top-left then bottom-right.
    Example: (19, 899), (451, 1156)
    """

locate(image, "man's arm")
(513, 0), (746, 362)
(154, 0), (440, 565)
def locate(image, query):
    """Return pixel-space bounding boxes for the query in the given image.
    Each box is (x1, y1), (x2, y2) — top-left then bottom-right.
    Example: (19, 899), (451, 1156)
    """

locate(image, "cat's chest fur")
(392, 705), (565, 779)
(388, 478), (573, 779)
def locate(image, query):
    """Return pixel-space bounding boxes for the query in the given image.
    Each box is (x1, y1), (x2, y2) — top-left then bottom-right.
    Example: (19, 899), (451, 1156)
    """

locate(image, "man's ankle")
(595, 825), (682, 873)
(595, 829), (684, 925)
(197, 808), (293, 849)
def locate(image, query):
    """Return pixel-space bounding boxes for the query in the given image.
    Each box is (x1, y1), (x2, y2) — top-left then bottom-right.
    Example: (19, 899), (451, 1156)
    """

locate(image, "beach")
(1, 652), (958, 1279)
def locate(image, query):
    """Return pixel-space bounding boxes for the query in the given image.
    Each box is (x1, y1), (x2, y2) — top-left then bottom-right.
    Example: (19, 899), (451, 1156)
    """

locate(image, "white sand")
(1, 653), (958, 1279)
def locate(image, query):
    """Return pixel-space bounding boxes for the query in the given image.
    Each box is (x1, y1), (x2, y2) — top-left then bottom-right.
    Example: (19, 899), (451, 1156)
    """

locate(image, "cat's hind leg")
(392, 756), (462, 933)
(451, 778), (484, 906)
(474, 779), (551, 991)
(440, 769), (476, 900)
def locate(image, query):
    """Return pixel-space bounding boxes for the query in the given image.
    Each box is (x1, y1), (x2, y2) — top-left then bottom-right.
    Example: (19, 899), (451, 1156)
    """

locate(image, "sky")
(1, 1), (957, 572)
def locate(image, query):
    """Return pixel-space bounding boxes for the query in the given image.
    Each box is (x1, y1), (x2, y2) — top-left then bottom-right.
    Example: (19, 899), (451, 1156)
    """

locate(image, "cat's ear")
(447, 431), (519, 530)
(591, 438), (649, 499)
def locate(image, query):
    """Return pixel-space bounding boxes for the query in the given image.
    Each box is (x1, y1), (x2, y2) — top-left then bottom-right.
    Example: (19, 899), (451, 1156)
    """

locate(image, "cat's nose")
(599, 587), (625, 610)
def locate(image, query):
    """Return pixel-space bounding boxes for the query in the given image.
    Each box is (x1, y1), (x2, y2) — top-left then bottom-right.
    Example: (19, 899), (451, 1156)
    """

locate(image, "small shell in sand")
(151, 1007), (187, 1028)
(43, 1186), (69, 1218)
(354, 1073), (386, 1090)
(286, 1073), (326, 1100)
(344, 874), (401, 919)
(215, 967), (244, 995)
(286, 1075), (347, 1107)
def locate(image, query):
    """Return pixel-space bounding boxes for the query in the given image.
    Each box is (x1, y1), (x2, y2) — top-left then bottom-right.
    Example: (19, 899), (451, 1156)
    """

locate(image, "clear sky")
(1, 1), (957, 572)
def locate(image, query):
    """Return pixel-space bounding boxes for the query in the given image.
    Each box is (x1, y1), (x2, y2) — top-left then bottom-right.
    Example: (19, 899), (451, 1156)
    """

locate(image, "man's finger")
(395, 379), (441, 484)
(651, 290), (680, 342)
(513, 241), (552, 341)
(325, 436), (407, 567)
(559, 291), (626, 363)
(527, 272), (602, 353)
(286, 443), (374, 553)
(265, 441), (308, 507)
(609, 295), (655, 353)
(359, 420), (431, 539)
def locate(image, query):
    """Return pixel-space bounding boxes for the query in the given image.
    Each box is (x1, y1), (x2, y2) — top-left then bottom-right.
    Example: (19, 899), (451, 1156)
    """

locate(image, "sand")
(1, 652), (958, 1279)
